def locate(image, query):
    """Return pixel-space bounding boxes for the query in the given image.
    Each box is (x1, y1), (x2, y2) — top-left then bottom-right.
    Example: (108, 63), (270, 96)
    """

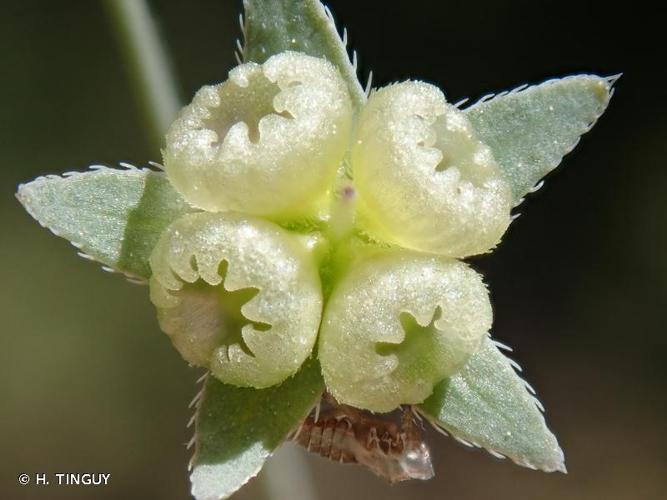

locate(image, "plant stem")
(261, 443), (318, 500)
(104, 0), (181, 152)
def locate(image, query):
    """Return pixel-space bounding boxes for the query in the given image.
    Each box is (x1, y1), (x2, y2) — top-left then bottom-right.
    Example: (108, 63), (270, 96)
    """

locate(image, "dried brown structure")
(290, 393), (434, 482)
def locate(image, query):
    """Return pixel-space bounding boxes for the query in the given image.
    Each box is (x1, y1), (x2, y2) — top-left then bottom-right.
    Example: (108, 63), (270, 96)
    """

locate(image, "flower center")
(202, 71), (293, 145)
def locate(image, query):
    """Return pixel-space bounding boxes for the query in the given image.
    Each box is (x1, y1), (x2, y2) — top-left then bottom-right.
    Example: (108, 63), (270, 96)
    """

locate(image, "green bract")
(16, 1), (616, 497)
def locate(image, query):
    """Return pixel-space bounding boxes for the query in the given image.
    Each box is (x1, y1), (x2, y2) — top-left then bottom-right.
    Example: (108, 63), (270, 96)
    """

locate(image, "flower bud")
(319, 252), (491, 412)
(163, 52), (352, 219)
(149, 212), (322, 388)
(352, 81), (512, 257)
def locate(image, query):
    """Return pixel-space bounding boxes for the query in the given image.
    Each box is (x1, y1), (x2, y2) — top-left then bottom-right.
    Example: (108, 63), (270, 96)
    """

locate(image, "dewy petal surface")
(352, 81), (513, 257)
(149, 212), (322, 388)
(319, 252), (492, 412)
(163, 51), (352, 218)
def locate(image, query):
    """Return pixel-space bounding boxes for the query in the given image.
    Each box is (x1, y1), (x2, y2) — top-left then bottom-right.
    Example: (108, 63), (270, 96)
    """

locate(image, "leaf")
(419, 336), (565, 473)
(190, 358), (324, 500)
(466, 75), (615, 202)
(242, 0), (366, 107)
(16, 167), (194, 279)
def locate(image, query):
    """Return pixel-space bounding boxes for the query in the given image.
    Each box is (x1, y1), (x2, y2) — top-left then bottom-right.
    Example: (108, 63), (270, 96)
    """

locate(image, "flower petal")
(149, 212), (323, 388)
(352, 81), (512, 257)
(318, 251), (492, 412)
(163, 52), (352, 219)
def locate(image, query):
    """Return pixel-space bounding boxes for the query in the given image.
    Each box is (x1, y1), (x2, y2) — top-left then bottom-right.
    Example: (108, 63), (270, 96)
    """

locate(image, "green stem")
(104, 0), (181, 152)
(261, 443), (318, 500)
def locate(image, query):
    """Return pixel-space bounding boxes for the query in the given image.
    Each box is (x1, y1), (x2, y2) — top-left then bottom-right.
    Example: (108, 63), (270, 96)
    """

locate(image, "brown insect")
(290, 393), (434, 483)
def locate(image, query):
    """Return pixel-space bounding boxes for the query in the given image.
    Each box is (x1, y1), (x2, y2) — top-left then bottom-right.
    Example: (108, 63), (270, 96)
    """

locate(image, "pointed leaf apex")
(420, 337), (566, 473)
(16, 167), (194, 279)
(467, 74), (615, 202)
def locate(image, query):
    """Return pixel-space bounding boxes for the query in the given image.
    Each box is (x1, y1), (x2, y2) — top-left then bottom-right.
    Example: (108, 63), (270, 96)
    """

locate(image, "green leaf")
(419, 336), (565, 473)
(191, 358), (324, 500)
(242, 0), (366, 107)
(16, 167), (194, 279)
(466, 75), (615, 202)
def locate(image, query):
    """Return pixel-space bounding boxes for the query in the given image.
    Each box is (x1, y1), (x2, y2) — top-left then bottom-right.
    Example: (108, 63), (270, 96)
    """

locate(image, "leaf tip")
(544, 444), (567, 474)
(531, 430), (566, 473)
(15, 176), (50, 224)
(15, 178), (35, 207)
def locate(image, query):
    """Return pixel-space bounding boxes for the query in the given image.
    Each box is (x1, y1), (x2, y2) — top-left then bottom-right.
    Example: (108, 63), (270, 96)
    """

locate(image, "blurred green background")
(2, 1), (665, 499)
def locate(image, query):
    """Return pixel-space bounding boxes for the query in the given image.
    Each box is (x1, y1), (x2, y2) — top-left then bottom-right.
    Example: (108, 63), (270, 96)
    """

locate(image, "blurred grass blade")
(104, 0), (181, 151)
(16, 168), (194, 279)
(466, 75), (615, 202)
(419, 336), (566, 473)
(191, 358), (324, 500)
(242, 0), (366, 107)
